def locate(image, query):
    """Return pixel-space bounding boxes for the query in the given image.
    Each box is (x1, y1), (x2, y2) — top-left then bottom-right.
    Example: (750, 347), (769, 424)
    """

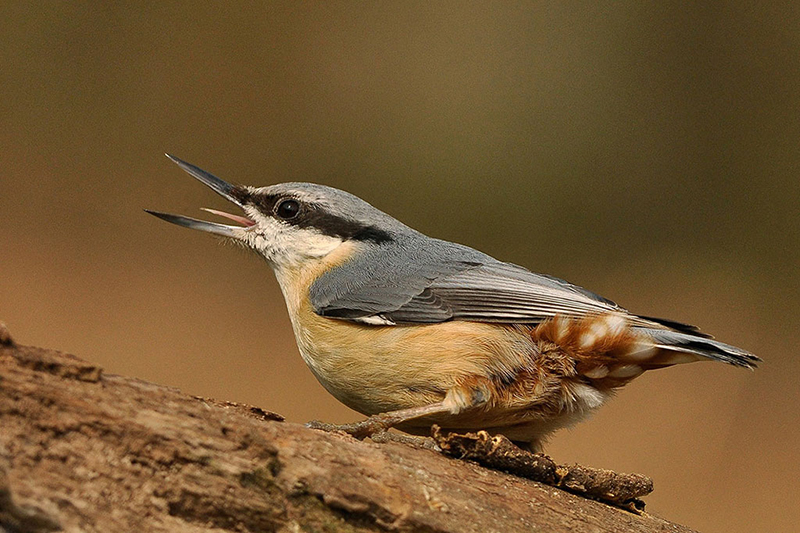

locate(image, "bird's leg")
(306, 379), (493, 439)
(306, 402), (451, 439)
(306, 377), (491, 439)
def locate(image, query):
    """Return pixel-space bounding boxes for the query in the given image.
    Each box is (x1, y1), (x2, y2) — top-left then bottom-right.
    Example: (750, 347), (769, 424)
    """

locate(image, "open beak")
(145, 154), (255, 238)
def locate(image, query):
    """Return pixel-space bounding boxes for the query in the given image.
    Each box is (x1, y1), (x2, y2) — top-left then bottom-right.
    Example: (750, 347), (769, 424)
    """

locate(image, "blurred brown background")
(1, 3), (797, 531)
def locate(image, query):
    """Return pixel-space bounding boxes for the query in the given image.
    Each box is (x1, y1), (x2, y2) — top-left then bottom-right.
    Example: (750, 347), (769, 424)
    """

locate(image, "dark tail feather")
(636, 328), (760, 369)
(636, 315), (714, 339)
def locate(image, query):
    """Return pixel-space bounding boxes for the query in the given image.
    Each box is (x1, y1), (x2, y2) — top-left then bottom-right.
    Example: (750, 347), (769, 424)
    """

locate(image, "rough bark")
(0, 323), (696, 533)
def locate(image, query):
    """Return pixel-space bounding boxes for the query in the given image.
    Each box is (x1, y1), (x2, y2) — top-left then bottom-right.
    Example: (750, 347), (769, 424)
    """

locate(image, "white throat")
(243, 209), (345, 269)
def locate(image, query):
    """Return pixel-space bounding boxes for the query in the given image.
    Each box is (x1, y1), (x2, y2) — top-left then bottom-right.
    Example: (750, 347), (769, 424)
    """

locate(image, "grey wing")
(384, 262), (626, 324)
(310, 235), (627, 325)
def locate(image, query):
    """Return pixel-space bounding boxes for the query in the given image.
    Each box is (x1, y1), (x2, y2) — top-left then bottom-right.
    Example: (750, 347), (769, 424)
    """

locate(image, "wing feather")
(310, 236), (627, 325)
(382, 263), (624, 324)
(310, 235), (653, 326)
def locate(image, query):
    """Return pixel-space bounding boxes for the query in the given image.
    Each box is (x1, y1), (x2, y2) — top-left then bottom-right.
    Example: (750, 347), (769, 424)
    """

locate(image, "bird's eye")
(275, 199), (301, 220)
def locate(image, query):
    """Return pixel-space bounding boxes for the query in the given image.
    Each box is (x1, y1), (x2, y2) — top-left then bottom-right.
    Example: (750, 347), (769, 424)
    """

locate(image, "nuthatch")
(147, 155), (759, 451)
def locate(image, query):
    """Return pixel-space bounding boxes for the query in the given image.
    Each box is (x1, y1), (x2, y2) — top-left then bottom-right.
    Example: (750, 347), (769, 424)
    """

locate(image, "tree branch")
(0, 322), (695, 532)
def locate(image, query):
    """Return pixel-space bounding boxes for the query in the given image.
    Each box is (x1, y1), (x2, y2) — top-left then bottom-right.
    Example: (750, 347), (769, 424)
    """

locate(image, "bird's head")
(146, 155), (403, 273)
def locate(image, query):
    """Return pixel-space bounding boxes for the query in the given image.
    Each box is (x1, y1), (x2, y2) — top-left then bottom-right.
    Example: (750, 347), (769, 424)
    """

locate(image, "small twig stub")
(431, 426), (653, 513)
(0, 322), (14, 347)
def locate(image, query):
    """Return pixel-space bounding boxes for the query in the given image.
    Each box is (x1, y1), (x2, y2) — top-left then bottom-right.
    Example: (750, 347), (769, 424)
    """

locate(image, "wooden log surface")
(0, 323), (696, 533)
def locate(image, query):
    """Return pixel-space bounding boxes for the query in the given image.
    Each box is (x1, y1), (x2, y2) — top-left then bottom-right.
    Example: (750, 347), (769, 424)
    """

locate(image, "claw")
(305, 416), (395, 439)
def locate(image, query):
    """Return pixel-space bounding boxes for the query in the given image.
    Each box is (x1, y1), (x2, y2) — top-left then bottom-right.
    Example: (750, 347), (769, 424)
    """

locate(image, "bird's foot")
(306, 413), (399, 439)
(307, 402), (452, 440)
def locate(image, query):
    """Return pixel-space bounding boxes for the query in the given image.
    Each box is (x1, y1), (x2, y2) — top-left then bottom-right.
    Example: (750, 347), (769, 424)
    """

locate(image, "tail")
(531, 313), (760, 390)
(634, 326), (760, 369)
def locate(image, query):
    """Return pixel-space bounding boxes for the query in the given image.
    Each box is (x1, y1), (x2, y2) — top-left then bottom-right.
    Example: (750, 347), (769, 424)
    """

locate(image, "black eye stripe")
(248, 193), (393, 244)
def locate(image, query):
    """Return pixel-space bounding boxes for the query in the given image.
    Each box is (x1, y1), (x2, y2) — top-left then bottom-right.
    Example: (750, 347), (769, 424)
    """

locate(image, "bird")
(146, 154), (760, 451)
